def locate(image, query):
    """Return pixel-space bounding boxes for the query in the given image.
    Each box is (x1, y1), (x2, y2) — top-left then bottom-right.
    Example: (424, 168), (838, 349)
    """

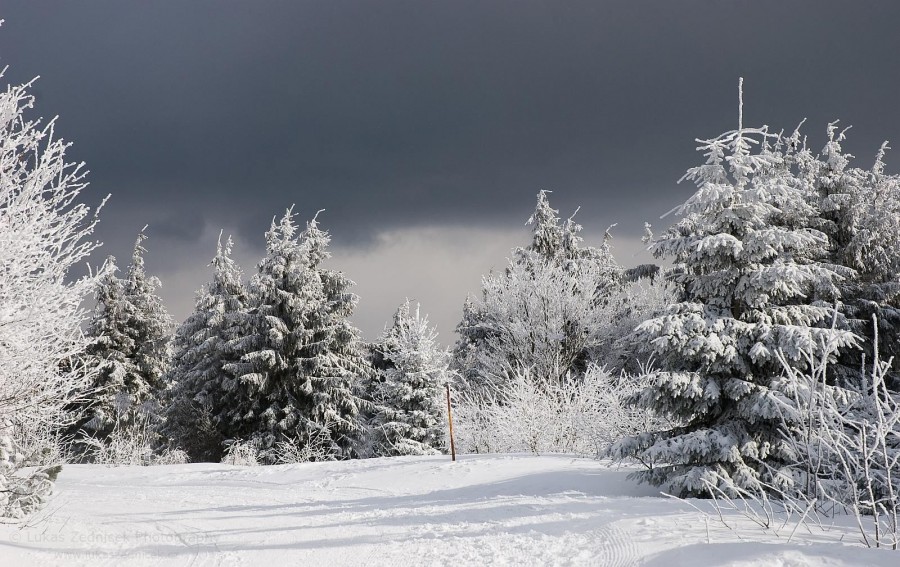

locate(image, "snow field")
(0, 454), (894, 566)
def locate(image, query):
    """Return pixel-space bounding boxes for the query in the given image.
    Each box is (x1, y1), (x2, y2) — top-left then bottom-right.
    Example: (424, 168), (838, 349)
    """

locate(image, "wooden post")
(446, 383), (456, 462)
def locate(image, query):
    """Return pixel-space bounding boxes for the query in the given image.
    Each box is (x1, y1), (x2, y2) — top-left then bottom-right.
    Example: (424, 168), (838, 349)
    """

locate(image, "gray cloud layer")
(2, 2), (899, 337)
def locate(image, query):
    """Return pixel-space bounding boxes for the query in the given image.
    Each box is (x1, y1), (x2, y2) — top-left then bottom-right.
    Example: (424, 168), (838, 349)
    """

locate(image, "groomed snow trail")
(0, 454), (893, 566)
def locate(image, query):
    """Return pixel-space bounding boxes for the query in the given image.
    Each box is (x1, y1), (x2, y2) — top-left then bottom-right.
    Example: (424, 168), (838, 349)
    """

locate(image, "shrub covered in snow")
(270, 423), (338, 464)
(0, 69), (107, 518)
(770, 318), (900, 549)
(81, 416), (187, 467)
(221, 440), (260, 467)
(454, 364), (652, 456)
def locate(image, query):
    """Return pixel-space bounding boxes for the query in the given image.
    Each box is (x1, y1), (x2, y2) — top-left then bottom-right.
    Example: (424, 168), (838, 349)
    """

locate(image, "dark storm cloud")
(2, 1), (900, 334)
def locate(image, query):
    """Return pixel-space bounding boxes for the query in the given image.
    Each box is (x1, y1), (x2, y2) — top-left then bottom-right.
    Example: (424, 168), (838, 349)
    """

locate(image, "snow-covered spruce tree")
(368, 300), (449, 456)
(794, 124), (900, 387)
(161, 233), (248, 462)
(225, 210), (367, 462)
(453, 191), (622, 391)
(67, 257), (132, 449)
(609, 92), (858, 497)
(122, 230), (173, 415)
(0, 71), (107, 518)
(72, 231), (172, 451)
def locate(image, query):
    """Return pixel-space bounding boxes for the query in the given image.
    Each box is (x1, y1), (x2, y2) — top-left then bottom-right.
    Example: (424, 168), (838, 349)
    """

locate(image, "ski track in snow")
(593, 524), (640, 567)
(0, 454), (895, 566)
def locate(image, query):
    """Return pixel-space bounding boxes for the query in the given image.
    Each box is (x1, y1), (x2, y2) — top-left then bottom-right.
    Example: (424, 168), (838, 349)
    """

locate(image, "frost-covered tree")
(69, 258), (132, 441)
(610, 90), (858, 497)
(597, 274), (680, 374)
(368, 300), (449, 456)
(122, 230), (173, 410)
(73, 232), (172, 448)
(794, 124), (900, 386)
(0, 70), (107, 518)
(225, 210), (367, 461)
(454, 192), (622, 391)
(162, 233), (248, 462)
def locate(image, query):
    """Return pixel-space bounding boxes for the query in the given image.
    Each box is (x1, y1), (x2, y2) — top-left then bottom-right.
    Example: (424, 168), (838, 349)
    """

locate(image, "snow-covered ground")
(0, 454), (894, 566)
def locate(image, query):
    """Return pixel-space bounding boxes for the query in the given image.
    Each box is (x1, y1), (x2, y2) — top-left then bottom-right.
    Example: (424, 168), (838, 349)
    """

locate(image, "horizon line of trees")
(65, 208), (454, 466)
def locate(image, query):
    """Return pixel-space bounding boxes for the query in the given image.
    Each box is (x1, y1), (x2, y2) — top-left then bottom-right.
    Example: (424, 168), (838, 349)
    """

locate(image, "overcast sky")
(3, 1), (900, 341)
